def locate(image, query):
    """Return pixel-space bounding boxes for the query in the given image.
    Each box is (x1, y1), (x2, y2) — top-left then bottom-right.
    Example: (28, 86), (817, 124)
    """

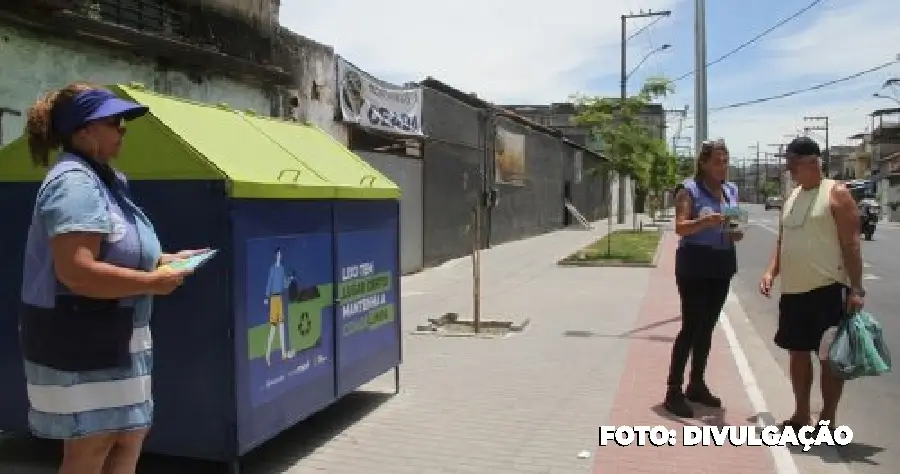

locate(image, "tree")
(646, 141), (678, 219)
(573, 76), (674, 191)
(573, 77), (675, 244)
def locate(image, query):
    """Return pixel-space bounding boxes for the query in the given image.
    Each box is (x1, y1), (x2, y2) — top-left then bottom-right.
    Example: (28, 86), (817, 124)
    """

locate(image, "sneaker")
(664, 388), (694, 418)
(685, 384), (722, 408)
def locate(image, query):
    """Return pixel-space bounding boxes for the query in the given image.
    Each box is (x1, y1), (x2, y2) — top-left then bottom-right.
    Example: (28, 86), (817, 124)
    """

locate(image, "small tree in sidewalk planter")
(573, 76), (675, 255)
(647, 139), (678, 221)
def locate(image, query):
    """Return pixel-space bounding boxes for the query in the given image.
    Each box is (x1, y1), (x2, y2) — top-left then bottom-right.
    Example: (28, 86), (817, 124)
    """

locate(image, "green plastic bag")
(827, 310), (892, 381)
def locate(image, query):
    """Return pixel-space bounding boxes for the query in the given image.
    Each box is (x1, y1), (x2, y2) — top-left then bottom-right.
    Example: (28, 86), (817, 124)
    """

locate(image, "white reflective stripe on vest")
(27, 375), (151, 415)
(129, 325), (152, 353)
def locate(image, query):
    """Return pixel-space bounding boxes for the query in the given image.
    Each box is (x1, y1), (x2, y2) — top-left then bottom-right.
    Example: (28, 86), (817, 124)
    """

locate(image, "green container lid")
(0, 84), (400, 201)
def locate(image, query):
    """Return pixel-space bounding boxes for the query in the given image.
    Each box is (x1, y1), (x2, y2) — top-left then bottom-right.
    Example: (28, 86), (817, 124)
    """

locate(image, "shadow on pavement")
(786, 440), (883, 467)
(834, 442), (884, 466)
(742, 413), (884, 468)
(0, 390), (394, 474)
(563, 315), (681, 343)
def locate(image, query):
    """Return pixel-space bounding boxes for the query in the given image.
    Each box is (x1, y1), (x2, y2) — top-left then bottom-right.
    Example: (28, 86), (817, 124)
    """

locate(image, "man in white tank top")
(758, 137), (864, 433)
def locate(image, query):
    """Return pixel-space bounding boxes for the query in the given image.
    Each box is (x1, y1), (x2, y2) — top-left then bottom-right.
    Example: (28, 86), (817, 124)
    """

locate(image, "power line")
(627, 16), (662, 42)
(674, 0), (825, 83)
(709, 57), (900, 111)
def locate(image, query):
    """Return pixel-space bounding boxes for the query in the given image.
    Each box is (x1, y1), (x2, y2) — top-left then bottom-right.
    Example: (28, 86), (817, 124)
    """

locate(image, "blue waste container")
(0, 84), (402, 470)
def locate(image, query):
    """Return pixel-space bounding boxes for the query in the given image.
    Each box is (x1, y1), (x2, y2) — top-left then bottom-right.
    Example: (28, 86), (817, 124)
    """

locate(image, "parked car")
(764, 195), (783, 210)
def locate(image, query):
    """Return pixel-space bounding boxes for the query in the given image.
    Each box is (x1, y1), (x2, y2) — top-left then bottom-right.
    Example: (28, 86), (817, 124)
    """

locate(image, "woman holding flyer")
(664, 139), (744, 418)
(19, 82), (204, 474)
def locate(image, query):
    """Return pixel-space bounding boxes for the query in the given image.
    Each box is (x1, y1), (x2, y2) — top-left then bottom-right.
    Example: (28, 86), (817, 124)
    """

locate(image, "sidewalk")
(0, 218), (779, 474)
(595, 232), (776, 473)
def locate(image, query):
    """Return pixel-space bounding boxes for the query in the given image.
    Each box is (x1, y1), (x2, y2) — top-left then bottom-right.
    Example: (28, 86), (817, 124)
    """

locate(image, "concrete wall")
(357, 151), (424, 274)
(420, 86), (484, 267)
(609, 174), (634, 217)
(488, 116), (566, 246)
(0, 23), (271, 146)
(276, 29), (348, 144)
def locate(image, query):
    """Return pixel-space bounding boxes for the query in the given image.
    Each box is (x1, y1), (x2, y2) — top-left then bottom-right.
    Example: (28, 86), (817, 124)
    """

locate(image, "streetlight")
(625, 44), (672, 80)
(617, 9), (672, 224)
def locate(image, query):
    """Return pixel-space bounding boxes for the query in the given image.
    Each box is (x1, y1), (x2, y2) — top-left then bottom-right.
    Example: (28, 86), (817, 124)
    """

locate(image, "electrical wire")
(673, 0), (826, 83)
(627, 16), (662, 42)
(709, 58), (900, 111)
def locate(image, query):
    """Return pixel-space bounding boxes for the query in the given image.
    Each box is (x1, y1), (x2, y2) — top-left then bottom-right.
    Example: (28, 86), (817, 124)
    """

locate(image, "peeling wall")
(0, 23), (272, 146)
(274, 28), (347, 144)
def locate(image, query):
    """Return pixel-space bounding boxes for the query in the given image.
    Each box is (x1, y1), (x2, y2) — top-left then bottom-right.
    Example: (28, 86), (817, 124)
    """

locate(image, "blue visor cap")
(52, 88), (149, 136)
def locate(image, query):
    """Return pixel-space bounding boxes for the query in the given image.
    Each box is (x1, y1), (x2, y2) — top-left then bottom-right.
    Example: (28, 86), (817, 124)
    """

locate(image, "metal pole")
(617, 14), (627, 225)
(755, 142), (761, 203)
(693, 0), (708, 150)
(471, 203), (481, 333)
(824, 116), (830, 177)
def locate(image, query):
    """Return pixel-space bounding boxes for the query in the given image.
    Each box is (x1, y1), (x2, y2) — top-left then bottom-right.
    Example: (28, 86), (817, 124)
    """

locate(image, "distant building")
(500, 102), (666, 150)
(827, 145), (855, 179)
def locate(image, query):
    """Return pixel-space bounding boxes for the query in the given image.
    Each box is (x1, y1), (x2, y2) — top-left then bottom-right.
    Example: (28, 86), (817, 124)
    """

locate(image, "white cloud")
(279, 0), (900, 163)
(765, 0), (900, 77)
(279, 0), (681, 103)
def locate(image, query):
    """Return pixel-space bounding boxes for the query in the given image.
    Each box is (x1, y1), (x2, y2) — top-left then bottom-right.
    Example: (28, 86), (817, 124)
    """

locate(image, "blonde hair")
(694, 139), (729, 181)
(25, 82), (99, 167)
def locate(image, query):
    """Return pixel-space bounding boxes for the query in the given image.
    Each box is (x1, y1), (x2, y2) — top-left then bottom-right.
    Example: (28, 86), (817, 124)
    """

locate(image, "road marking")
(720, 306), (799, 474)
(756, 223), (778, 234)
(863, 274), (880, 281)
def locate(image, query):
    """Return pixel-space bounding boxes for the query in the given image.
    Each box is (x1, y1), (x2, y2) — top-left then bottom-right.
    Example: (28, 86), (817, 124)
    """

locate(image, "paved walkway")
(595, 232), (776, 473)
(0, 218), (781, 474)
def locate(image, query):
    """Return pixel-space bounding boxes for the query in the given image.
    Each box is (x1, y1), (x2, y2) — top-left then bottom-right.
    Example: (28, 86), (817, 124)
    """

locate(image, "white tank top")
(779, 179), (848, 294)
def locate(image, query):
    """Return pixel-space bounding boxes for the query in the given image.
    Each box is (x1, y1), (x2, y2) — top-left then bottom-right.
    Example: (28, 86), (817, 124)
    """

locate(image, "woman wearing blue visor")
(20, 82), (202, 473)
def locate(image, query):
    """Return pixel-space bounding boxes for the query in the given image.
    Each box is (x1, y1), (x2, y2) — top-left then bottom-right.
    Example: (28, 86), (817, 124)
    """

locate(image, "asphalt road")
(731, 204), (900, 474)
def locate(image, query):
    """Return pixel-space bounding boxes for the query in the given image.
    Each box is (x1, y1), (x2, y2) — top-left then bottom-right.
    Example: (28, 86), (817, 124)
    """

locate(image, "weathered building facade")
(0, 0), (294, 146)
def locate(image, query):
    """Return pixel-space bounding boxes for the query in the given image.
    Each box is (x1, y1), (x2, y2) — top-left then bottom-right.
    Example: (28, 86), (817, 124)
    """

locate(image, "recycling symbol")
(297, 312), (312, 336)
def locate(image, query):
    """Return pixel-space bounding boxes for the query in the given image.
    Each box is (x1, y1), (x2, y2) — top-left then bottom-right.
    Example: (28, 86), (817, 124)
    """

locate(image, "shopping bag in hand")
(827, 310), (892, 380)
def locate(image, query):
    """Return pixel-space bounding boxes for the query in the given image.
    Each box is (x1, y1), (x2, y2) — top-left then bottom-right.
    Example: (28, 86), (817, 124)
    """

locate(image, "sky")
(280, 0), (900, 165)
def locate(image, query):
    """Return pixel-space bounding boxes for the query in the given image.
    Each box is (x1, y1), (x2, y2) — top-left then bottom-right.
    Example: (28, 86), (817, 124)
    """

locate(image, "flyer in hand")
(163, 249), (219, 272)
(722, 205), (749, 233)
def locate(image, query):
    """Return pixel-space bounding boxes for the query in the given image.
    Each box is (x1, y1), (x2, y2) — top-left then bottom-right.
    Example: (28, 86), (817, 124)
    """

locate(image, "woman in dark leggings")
(664, 139), (743, 418)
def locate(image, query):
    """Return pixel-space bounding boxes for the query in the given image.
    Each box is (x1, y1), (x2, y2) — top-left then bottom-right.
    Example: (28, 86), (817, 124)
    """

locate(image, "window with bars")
(75, 0), (185, 35)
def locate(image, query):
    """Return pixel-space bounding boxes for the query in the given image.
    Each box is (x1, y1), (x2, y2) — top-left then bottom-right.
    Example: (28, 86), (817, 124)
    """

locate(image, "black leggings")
(667, 275), (732, 388)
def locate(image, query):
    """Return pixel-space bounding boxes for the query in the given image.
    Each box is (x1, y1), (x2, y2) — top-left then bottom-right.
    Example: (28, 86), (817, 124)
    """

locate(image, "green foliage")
(760, 180), (779, 198)
(675, 155), (694, 183)
(647, 140), (678, 194)
(573, 76), (675, 187)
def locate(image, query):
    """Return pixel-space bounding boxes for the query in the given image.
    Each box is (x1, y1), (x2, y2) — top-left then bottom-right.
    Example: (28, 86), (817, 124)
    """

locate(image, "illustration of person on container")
(264, 247), (295, 366)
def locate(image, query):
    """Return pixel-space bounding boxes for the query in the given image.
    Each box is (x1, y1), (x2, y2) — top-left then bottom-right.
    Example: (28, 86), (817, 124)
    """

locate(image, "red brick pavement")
(594, 232), (778, 473)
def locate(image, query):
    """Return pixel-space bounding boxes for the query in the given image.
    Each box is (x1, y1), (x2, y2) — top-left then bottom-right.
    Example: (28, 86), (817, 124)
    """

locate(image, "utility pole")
(755, 145), (761, 203)
(618, 8), (672, 224)
(804, 116), (830, 176)
(748, 142), (761, 203)
(694, 0), (708, 152)
(666, 106), (689, 153)
(767, 143), (786, 195)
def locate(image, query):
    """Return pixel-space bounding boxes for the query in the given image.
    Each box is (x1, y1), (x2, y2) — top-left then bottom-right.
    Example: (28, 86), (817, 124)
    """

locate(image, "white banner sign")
(337, 57), (423, 136)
